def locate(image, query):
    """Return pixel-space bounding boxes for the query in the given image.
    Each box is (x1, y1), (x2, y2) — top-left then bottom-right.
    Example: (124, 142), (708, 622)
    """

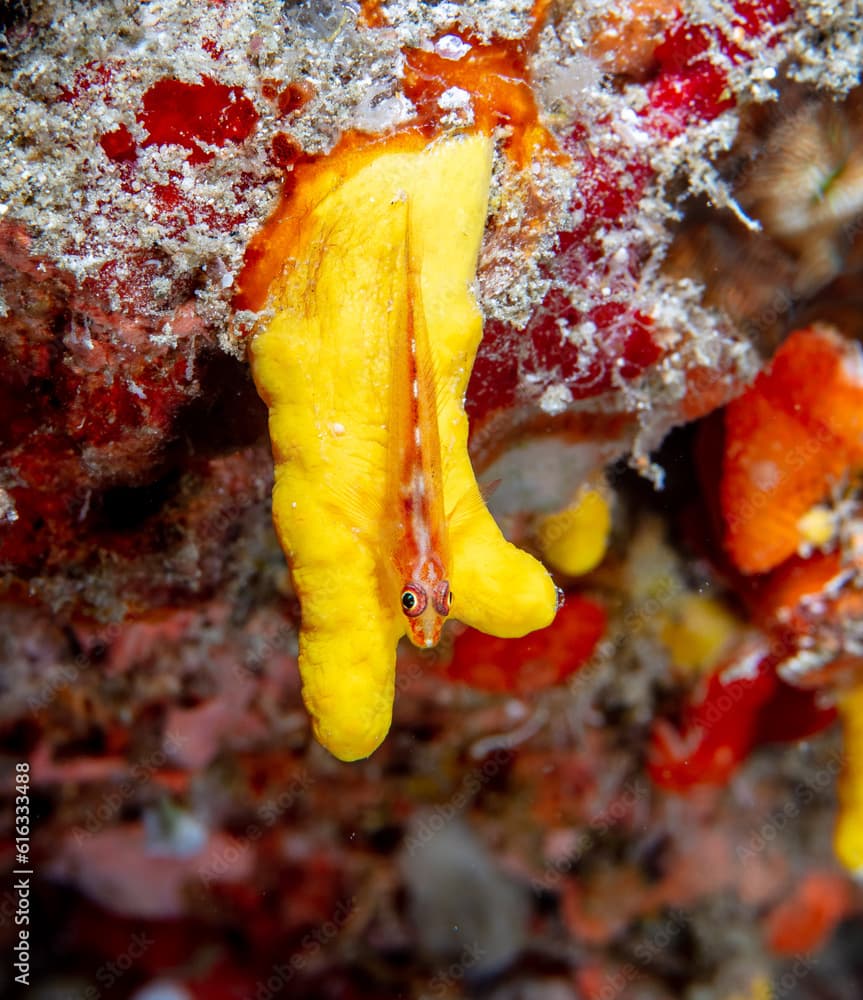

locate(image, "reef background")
(3, 1), (863, 998)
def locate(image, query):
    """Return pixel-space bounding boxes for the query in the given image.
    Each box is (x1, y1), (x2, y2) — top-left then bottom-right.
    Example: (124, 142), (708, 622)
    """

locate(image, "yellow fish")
(249, 132), (557, 760)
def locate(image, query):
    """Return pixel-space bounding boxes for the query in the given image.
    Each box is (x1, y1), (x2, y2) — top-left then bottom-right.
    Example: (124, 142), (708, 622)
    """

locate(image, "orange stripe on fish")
(386, 200), (453, 648)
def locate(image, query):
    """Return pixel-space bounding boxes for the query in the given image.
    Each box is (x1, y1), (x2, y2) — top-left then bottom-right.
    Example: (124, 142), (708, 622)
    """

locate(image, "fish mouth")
(407, 619), (441, 649)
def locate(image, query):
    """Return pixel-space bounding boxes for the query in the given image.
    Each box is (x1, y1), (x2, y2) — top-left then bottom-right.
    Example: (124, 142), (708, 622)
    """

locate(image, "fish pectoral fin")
(323, 476), (384, 542)
(447, 483), (492, 532)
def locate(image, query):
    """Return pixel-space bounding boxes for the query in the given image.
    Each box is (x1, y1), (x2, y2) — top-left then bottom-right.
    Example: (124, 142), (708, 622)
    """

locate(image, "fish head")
(400, 564), (453, 649)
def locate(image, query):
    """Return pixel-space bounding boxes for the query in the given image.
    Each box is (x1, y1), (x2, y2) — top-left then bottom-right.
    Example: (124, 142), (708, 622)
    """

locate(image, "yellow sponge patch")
(250, 133), (557, 760)
(836, 683), (863, 874)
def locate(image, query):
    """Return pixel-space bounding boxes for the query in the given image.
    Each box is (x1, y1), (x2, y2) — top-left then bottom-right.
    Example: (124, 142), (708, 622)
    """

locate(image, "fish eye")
(401, 584), (427, 618)
(433, 580), (452, 616)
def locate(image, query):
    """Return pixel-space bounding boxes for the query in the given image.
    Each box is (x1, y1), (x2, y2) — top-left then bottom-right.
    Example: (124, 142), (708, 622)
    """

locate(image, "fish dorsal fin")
(381, 195), (452, 571)
(399, 204), (454, 425)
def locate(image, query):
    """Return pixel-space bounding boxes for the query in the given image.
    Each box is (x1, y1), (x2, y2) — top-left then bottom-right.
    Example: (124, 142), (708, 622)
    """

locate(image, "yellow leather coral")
(249, 133), (557, 760)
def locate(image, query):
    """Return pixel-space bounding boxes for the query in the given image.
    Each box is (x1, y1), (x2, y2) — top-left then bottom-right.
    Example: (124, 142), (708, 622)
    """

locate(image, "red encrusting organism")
(442, 594), (606, 695)
(99, 123), (137, 162)
(137, 75), (259, 165)
(465, 0), (795, 430)
(720, 326), (863, 575)
(763, 871), (851, 956)
(649, 653), (836, 791)
(654, 325), (863, 792)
